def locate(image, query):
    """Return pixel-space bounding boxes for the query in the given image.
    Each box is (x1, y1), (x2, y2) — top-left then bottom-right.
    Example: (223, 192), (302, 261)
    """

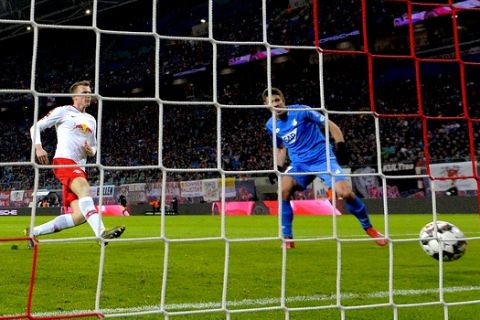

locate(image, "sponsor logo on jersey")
(282, 128), (297, 144)
(72, 169), (83, 174)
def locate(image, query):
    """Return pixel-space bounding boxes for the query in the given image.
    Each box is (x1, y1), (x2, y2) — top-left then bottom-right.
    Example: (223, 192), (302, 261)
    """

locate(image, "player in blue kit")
(263, 88), (387, 249)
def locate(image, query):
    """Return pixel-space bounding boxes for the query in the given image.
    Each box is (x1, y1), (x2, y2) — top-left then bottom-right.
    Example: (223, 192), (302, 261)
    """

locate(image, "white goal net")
(0, 0), (479, 319)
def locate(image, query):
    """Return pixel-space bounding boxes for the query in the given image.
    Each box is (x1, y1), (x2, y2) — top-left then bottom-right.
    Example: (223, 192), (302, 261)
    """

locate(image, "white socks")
(30, 197), (105, 238)
(33, 214), (75, 236)
(78, 197), (105, 237)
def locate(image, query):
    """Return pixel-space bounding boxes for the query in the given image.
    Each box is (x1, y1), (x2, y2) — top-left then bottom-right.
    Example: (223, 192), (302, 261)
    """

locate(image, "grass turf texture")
(0, 214), (479, 319)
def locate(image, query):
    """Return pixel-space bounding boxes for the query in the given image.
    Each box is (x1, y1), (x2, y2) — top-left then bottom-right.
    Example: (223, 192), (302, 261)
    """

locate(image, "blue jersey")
(266, 104), (335, 164)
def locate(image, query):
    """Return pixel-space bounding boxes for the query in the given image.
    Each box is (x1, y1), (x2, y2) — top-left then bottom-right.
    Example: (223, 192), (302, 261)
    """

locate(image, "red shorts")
(52, 158), (87, 207)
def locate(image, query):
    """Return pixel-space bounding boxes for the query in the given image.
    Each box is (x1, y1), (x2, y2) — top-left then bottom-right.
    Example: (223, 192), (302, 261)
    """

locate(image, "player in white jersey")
(26, 80), (125, 247)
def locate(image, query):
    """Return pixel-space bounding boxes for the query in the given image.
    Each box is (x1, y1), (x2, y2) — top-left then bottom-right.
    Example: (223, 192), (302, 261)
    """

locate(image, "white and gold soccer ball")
(419, 221), (467, 261)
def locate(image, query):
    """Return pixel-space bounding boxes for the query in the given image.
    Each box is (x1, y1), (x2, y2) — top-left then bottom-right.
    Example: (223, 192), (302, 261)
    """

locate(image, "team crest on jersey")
(75, 123), (92, 134)
(282, 128), (297, 144)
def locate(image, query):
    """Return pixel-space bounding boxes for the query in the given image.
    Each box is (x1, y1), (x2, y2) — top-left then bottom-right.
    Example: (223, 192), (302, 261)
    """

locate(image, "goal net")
(0, 0), (479, 319)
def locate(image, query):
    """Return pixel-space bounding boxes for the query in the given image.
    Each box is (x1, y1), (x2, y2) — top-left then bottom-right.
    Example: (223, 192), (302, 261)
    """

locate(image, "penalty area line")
(26, 285), (480, 316)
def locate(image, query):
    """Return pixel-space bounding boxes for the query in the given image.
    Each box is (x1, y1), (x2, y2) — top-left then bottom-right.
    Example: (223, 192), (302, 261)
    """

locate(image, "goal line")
(23, 285), (480, 318)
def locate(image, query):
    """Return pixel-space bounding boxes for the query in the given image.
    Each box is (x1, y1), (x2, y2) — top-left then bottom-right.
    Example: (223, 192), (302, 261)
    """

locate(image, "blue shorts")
(284, 160), (347, 190)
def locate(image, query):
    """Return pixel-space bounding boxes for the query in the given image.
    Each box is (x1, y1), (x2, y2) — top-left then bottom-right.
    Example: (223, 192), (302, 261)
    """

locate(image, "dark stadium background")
(0, 0), (479, 201)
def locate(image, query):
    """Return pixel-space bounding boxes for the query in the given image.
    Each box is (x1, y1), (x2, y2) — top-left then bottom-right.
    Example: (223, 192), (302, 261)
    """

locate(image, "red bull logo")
(75, 123), (93, 134)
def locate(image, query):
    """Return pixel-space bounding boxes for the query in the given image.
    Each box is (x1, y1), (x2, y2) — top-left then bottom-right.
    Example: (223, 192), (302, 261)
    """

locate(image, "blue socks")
(281, 199), (294, 237)
(281, 196), (371, 236)
(345, 196), (372, 229)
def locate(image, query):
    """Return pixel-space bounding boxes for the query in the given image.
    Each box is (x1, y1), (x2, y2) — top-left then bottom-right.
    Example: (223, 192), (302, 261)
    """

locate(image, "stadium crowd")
(0, 0), (479, 193)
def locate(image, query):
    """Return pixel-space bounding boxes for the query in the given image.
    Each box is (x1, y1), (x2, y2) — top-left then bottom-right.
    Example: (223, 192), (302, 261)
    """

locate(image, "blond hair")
(69, 80), (91, 93)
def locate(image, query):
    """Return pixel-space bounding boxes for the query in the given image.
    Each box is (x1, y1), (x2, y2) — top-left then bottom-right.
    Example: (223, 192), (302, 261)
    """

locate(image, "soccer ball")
(419, 221), (467, 261)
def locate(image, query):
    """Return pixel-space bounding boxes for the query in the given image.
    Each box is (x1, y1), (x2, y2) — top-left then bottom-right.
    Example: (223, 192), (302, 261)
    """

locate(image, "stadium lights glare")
(26, 26), (32, 31)
(85, 9), (92, 15)
(200, 18), (207, 23)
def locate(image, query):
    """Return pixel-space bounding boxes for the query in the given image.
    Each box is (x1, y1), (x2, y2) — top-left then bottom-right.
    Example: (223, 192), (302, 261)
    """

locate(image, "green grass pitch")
(1, 213), (479, 319)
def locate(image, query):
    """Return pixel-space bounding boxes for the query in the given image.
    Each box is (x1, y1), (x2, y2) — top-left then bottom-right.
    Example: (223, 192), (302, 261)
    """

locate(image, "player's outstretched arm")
(327, 120), (344, 144)
(268, 146), (287, 185)
(30, 107), (63, 164)
(328, 120), (349, 166)
(276, 146), (287, 168)
(30, 123), (49, 164)
(34, 144), (49, 164)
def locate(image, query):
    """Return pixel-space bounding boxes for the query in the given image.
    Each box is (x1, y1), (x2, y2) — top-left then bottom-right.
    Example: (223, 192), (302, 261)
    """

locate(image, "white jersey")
(30, 105), (97, 166)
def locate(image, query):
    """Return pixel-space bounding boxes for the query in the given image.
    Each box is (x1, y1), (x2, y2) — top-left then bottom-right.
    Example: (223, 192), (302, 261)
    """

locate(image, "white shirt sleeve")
(30, 107), (64, 146)
(89, 118), (97, 156)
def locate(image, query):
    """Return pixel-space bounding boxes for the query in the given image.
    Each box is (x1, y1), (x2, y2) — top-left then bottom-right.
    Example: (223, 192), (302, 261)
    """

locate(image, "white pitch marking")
(25, 285), (480, 317)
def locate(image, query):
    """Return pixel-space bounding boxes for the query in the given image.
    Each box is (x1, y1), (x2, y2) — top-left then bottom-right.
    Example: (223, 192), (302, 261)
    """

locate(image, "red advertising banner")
(266, 200), (342, 216)
(64, 205), (129, 216)
(212, 200), (342, 216)
(212, 201), (255, 216)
